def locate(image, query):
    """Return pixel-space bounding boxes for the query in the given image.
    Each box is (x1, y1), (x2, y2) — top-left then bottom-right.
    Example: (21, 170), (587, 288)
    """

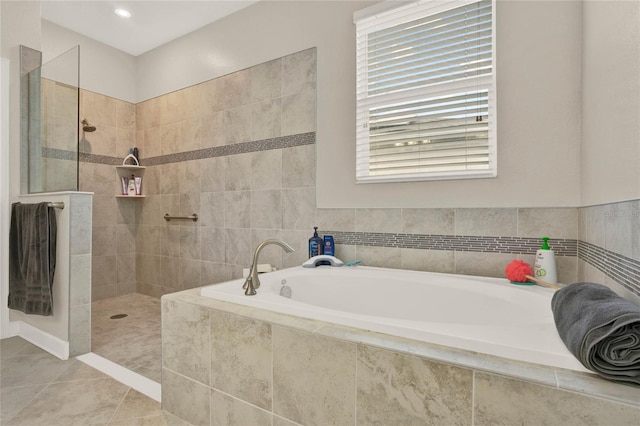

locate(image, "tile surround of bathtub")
(162, 292), (640, 426)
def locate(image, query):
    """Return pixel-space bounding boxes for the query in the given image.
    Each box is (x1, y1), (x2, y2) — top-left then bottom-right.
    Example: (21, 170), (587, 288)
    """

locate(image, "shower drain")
(110, 314), (128, 319)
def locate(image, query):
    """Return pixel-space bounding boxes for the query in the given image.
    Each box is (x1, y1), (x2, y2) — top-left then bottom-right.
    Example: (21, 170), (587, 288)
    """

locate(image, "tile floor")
(0, 336), (188, 425)
(91, 293), (162, 383)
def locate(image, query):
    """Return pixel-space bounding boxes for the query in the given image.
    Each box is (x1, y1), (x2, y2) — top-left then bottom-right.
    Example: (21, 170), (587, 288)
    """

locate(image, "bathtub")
(200, 265), (587, 372)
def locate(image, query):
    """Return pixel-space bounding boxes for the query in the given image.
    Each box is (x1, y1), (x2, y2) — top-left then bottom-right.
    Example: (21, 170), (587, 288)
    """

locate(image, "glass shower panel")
(23, 45), (79, 193)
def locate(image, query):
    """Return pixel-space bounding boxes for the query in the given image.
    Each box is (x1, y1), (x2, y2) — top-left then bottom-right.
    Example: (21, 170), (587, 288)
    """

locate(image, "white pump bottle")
(533, 237), (557, 284)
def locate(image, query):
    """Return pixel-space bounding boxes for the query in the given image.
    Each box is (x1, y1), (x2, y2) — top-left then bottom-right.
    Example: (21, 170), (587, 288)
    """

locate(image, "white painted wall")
(1, 58), (10, 338)
(136, 0), (583, 208)
(581, 0), (640, 206)
(41, 20), (137, 103)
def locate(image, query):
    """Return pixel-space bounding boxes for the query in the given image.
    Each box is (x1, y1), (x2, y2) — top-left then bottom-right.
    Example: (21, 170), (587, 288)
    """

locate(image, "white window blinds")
(355, 0), (496, 183)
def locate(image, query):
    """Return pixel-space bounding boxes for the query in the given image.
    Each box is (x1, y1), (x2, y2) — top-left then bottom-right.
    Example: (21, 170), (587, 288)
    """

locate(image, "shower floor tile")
(91, 293), (161, 383)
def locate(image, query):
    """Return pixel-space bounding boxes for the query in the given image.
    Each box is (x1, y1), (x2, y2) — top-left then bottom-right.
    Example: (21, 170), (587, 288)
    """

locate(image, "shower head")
(81, 118), (96, 132)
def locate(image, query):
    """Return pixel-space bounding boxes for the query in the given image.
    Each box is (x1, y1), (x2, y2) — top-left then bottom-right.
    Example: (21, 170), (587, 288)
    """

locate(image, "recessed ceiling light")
(114, 8), (131, 18)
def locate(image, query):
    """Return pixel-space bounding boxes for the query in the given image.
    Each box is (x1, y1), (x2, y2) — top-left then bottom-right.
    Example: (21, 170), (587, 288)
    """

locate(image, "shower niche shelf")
(116, 165), (146, 198)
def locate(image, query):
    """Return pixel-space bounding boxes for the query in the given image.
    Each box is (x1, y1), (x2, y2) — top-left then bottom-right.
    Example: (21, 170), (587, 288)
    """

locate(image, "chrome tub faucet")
(243, 239), (295, 295)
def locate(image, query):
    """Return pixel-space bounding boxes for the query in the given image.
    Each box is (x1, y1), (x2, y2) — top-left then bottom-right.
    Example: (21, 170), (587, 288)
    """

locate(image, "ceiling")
(40, 1), (259, 56)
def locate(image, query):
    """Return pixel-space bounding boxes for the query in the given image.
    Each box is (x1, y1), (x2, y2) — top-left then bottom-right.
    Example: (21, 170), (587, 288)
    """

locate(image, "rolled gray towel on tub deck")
(551, 282), (640, 385)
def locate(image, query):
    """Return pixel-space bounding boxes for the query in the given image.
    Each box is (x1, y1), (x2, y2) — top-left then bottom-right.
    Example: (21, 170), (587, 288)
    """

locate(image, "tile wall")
(73, 47), (640, 302)
(78, 91), (137, 301)
(68, 192), (93, 356)
(133, 48), (318, 298)
(579, 200), (640, 299)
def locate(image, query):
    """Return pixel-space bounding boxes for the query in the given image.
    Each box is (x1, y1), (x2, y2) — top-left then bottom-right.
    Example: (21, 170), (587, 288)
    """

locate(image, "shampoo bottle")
(308, 226), (323, 258)
(533, 237), (557, 284)
(127, 175), (136, 196)
(323, 235), (335, 256)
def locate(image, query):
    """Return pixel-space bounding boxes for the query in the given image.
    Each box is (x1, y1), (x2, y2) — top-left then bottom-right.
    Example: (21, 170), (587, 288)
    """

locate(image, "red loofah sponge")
(505, 259), (533, 283)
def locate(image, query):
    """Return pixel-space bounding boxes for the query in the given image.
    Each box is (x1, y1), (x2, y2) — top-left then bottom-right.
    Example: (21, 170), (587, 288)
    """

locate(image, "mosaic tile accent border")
(69, 132), (316, 166)
(578, 241), (640, 297)
(79, 152), (123, 165)
(321, 230), (578, 257)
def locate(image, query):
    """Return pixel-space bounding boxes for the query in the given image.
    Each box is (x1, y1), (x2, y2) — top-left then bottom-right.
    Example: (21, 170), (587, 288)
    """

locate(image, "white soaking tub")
(200, 265), (586, 372)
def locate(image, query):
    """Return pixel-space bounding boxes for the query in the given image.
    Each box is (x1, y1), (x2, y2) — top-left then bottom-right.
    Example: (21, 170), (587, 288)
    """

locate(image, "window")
(354, 0), (496, 183)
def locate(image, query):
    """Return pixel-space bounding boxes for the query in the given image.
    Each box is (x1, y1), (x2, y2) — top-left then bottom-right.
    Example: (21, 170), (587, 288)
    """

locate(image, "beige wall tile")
(179, 258), (202, 289)
(69, 254), (91, 307)
(225, 228), (252, 267)
(224, 153), (251, 191)
(316, 208), (356, 232)
(116, 254), (135, 284)
(356, 245), (402, 269)
(201, 227), (225, 263)
(210, 389), (272, 426)
(281, 90), (316, 136)
(251, 58), (281, 102)
(251, 190), (282, 229)
(220, 69), (251, 110)
(162, 368), (210, 426)
(160, 89), (188, 126)
(272, 326), (356, 425)
(179, 160), (201, 195)
(199, 77), (224, 113)
(224, 105), (252, 145)
(160, 121), (185, 156)
(356, 208), (402, 233)
(252, 99), (281, 140)
(180, 226), (200, 260)
(474, 372), (640, 425)
(251, 149), (282, 190)
(225, 191), (250, 229)
(199, 191), (224, 228)
(517, 207), (578, 239)
(200, 157), (225, 193)
(282, 187), (316, 230)
(69, 304), (91, 356)
(357, 345), (473, 425)
(92, 225), (116, 257)
(210, 310), (272, 410)
(281, 48), (317, 97)
(282, 144), (315, 189)
(70, 203), (92, 255)
(401, 248), (455, 273)
(402, 208), (455, 235)
(454, 251), (520, 278)
(455, 208), (517, 237)
(200, 261), (230, 285)
(162, 298), (210, 385)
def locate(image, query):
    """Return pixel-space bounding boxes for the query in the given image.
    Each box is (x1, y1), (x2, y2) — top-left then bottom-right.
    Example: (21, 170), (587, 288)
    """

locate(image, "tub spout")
(243, 239), (295, 295)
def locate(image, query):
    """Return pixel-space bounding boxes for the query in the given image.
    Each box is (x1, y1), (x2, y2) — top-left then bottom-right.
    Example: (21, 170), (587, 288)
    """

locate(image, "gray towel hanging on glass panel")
(8, 202), (57, 316)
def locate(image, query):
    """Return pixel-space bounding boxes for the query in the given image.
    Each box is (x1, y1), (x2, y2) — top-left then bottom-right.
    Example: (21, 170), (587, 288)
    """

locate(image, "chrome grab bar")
(163, 213), (198, 222)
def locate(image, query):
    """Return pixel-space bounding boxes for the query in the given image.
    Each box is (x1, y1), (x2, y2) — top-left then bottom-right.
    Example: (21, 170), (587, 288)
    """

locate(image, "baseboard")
(11, 320), (70, 360)
(76, 352), (161, 402)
